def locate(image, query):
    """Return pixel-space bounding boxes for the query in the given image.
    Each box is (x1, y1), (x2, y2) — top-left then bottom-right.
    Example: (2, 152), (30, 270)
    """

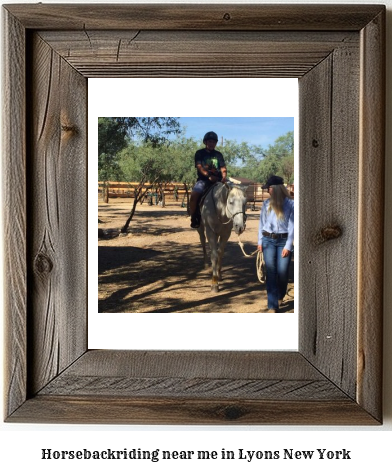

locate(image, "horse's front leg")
(217, 245), (224, 281)
(205, 228), (219, 292)
(197, 224), (209, 268)
(217, 234), (230, 282)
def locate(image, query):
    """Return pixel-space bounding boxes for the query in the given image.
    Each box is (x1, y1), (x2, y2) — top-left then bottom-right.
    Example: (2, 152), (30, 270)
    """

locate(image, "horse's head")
(226, 184), (248, 235)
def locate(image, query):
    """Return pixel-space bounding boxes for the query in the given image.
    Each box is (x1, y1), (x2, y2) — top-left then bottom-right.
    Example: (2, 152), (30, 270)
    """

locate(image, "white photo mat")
(89, 78), (299, 350)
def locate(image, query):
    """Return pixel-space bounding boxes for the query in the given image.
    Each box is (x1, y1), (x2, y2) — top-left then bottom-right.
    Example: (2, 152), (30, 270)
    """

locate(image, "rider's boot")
(190, 206), (201, 229)
(190, 212), (200, 229)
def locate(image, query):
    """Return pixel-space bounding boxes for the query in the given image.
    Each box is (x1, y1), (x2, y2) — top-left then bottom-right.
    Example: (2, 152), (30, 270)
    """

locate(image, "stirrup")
(190, 214), (200, 229)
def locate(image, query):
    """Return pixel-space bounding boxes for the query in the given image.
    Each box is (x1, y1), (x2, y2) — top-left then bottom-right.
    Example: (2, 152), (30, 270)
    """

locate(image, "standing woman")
(258, 176), (294, 313)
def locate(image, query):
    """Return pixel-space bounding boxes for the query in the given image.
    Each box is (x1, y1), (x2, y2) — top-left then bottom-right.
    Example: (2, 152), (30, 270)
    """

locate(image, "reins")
(237, 235), (266, 284)
(225, 208), (247, 225)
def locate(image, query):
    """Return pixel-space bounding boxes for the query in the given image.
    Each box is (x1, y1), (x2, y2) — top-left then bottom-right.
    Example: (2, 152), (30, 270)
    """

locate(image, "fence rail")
(98, 181), (294, 208)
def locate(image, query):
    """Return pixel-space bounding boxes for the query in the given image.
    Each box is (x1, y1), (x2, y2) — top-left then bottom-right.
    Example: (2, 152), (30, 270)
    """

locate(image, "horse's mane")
(228, 184), (246, 197)
(204, 183), (246, 208)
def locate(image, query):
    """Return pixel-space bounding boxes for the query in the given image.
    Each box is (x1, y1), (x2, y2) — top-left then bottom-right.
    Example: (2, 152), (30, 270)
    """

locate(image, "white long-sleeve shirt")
(258, 197), (294, 251)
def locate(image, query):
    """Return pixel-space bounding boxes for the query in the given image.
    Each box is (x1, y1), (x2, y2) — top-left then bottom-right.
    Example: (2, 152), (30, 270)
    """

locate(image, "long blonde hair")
(268, 184), (292, 221)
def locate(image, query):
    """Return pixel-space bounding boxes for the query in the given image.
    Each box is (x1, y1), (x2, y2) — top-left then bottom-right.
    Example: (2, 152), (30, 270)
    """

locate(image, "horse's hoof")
(211, 285), (219, 293)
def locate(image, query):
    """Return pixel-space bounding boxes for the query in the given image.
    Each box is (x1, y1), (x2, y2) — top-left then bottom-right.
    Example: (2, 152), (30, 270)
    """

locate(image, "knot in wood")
(223, 13), (231, 21)
(61, 124), (77, 134)
(223, 405), (244, 420)
(314, 225), (342, 245)
(34, 252), (53, 274)
(312, 139), (319, 148)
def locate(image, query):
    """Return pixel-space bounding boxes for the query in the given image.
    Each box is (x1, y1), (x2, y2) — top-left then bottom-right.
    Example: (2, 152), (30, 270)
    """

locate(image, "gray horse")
(197, 182), (248, 292)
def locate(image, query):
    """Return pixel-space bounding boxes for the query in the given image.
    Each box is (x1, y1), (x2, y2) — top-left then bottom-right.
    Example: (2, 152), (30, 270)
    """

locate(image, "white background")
(88, 77), (299, 351)
(1, 0), (391, 473)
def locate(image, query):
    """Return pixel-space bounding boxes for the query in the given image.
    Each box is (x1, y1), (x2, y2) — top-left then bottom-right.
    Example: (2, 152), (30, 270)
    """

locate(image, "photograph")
(98, 117), (295, 314)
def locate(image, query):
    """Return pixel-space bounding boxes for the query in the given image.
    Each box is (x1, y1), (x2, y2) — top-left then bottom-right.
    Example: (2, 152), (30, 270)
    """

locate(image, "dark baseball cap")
(262, 175), (284, 189)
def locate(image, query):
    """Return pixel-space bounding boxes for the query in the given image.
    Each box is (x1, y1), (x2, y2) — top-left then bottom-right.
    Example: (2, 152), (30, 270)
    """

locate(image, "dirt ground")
(98, 198), (294, 313)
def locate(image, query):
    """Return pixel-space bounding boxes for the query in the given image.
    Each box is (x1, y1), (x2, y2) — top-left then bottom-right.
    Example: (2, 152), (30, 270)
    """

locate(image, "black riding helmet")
(203, 131), (218, 143)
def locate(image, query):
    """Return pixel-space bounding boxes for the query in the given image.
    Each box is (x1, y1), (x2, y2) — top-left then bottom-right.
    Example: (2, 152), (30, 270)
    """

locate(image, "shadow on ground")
(98, 238), (294, 314)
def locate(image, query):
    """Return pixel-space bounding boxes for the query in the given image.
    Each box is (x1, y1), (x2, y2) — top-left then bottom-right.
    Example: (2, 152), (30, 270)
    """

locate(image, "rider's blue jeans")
(262, 236), (292, 310)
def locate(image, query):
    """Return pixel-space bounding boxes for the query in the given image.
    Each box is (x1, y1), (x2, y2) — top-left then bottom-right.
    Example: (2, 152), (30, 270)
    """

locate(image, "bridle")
(213, 184), (247, 225)
(225, 205), (247, 225)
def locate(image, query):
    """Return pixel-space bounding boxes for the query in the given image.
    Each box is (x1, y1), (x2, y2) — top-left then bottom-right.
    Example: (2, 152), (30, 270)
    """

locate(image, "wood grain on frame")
(3, 7), (27, 418)
(299, 43), (360, 399)
(2, 4), (385, 424)
(28, 33), (87, 396)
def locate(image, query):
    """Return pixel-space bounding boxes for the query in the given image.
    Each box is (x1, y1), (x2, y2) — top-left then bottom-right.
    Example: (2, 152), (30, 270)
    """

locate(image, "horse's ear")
(224, 181), (232, 190)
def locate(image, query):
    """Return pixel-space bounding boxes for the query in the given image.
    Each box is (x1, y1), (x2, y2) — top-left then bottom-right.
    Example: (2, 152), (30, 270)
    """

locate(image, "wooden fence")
(98, 182), (189, 207)
(98, 181), (294, 208)
(98, 182), (187, 200)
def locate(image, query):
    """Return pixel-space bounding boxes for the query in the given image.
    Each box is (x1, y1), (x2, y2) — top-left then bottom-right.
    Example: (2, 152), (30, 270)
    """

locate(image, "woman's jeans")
(262, 236), (292, 310)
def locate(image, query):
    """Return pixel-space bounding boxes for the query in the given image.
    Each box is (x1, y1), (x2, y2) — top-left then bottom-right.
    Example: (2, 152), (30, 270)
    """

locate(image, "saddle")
(197, 182), (219, 216)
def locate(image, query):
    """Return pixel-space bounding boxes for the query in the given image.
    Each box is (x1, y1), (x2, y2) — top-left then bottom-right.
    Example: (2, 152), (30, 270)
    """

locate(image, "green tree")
(280, 155), (295, 185)
(98, 117), (182, 202)
(166, 136), (200, 212)
(223, 142), (264, 181)
(114, 117), (182, 146)
(118, 142), (173, 232)
(257, 131), (294, 184)
(119, 136), (199, 218)
(98, 118), (128, 201)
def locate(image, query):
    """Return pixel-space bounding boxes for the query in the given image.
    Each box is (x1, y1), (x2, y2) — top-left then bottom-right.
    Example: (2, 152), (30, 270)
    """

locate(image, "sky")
(178, 117), (294, 148)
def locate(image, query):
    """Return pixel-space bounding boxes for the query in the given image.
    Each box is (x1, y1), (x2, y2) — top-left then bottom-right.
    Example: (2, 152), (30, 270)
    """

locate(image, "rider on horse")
(189, 131), (227, 228)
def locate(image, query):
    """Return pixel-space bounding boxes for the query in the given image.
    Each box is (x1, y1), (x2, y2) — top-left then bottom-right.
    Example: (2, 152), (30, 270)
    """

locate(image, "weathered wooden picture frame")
(3, 4), (385, 424)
